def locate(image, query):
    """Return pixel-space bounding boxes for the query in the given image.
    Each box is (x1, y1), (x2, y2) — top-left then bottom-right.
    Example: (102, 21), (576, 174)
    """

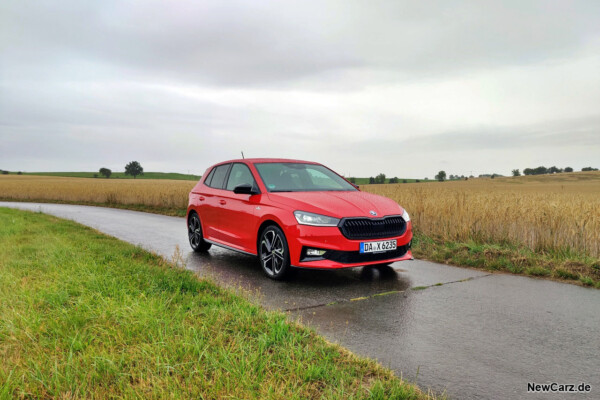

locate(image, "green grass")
(20, 171), (202, 180)
(0, 208), (428, 399)
(411, 233), (600, 289)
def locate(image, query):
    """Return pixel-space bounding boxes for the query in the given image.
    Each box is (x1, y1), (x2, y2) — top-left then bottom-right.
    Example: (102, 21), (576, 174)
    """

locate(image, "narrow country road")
(2, 202), (598, 399)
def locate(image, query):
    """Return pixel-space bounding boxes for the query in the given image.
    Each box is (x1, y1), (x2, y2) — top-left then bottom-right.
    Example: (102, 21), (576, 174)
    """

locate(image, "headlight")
(402, 209), (410, 222)
(294, 211), (340, 226)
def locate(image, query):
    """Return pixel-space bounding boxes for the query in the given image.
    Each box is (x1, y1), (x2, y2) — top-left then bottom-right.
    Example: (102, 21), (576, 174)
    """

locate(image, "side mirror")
(233, 183), (258, 195)
(351, 183), (360, 190)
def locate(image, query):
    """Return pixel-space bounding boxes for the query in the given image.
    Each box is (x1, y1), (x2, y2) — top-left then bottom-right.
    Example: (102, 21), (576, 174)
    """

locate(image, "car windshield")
(254, 162), (357, 192)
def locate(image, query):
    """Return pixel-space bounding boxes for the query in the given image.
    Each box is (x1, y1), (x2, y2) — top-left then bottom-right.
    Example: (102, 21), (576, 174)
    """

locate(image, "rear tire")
(258, 225), (291, 280)
(188, 213), (212, 252)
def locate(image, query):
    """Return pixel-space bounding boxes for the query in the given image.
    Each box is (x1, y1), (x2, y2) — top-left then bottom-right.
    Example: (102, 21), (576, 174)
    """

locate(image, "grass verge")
(0, 208), (428, 399)
(0, 198), (187, 217)
(412, 233), (600, 289)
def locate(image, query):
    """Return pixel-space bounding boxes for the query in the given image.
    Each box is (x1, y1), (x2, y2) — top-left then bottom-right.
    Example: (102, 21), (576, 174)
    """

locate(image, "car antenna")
(241, 151), (245, 159)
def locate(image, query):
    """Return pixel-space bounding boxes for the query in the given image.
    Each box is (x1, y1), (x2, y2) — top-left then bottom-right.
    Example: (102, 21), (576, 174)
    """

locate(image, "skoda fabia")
(187, 159), (413, 279)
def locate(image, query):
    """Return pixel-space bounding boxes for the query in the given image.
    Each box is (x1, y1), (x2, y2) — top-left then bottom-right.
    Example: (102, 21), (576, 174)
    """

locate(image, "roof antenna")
(241, 151), (245, 159)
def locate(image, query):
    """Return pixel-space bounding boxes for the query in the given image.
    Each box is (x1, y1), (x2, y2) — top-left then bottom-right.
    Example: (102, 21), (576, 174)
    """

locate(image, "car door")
(198, 163), (231, 241)
(218, 163), (261, 252)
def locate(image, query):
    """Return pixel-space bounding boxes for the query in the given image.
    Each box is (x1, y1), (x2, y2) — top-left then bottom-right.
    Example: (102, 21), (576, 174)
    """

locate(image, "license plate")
(360, 239), (397, 254)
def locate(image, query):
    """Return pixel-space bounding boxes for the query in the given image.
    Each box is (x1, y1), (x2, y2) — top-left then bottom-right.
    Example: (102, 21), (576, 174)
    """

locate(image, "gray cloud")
(2, 1), (599, 86)
(1, 0), (599, 177)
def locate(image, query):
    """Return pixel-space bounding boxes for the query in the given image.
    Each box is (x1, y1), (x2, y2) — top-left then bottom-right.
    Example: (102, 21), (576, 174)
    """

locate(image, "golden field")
(0, 175), (194, 210)
(364, 172), (600, 258)
(1, 172), (599, 258)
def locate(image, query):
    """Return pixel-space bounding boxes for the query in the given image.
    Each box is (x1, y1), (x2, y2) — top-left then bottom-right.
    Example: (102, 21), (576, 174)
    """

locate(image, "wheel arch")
(256, 218), (284, 253)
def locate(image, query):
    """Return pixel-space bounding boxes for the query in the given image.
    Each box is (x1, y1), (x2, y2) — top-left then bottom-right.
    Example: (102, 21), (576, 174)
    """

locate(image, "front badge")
(369, 210), (377, 216)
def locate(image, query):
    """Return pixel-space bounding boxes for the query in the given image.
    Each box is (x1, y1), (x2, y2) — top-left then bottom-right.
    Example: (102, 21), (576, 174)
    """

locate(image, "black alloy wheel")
(188, 213), (212, 252)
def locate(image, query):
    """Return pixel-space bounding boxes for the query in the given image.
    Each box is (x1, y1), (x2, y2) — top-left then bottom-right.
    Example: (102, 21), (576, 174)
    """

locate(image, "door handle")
(219, 200), (226, 205)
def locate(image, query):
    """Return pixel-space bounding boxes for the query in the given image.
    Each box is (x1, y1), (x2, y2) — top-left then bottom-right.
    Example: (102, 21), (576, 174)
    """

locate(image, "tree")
(523, 168), (533, 175)
(1, 170), (8, 175)
(389, 177), (399, 184)
(564, 167), (573, 172)
(375, 173), (386, 184)
(17, 171), (22, 175)
(369, 176), (375, 184)
(125, 161), (144, 179)
(99, 167), (112, 178)
(435, 170), (446, 182)
(402, 179), (408, 183)
(512, 169), (521, 177)
(582, 167), (598, 171)
(548, 166), (562, 174)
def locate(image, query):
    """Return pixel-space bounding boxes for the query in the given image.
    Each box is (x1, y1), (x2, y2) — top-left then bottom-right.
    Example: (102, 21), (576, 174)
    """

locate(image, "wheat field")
(0, 175), (194, 209)
(364, 172), (600, 258)
(1, 172), (599, 257)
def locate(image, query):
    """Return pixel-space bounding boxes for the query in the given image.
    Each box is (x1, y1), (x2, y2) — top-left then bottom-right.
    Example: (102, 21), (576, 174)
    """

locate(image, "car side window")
(226, 163), (257, 191)
(208, 164), (230, 189)
(203, 168), (216, 186)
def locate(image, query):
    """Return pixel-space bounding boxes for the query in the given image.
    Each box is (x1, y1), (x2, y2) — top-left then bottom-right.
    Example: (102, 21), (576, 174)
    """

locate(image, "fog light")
(306, 248), (326, 256)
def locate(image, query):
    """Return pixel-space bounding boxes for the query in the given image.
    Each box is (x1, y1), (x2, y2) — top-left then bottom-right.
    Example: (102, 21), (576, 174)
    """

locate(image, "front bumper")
(287, 221), (413, 269)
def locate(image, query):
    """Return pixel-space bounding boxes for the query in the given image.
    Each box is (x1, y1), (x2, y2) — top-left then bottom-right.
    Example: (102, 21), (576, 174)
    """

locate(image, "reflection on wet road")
(2, 202), (599, 400)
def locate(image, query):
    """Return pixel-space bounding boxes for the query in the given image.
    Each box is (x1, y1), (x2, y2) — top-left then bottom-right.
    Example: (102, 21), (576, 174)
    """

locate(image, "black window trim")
(203, 167), (216, 187)
(224, 162), (261, 193)
(205, 163), (232, 189)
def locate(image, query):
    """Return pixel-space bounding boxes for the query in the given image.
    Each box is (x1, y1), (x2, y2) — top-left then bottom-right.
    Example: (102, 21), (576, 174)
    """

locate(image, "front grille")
(323, 244), (409, 264)
(338, 215), (406, 240)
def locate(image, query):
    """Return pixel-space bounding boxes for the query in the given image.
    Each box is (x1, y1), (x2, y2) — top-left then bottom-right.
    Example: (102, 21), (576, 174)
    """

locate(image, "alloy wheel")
(260, 229), (286, 276)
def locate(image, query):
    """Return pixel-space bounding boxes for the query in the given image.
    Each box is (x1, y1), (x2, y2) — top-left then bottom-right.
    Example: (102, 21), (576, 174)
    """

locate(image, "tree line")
(348, 164), (599, 185)
(95, 161), (144, 179)
(512, 166), (597, 176)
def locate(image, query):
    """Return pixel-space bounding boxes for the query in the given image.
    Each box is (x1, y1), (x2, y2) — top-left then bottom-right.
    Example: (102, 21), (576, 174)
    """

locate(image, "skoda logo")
(369, 210), (377, 216)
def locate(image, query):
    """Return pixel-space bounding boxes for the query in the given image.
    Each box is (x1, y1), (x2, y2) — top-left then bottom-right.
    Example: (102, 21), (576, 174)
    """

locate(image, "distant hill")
(21, 172), (202, 181)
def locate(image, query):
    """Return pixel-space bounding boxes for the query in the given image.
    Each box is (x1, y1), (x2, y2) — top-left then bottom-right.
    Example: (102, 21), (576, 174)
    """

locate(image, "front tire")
(259, 225), (291, 280)
(188, 213), (212, 252)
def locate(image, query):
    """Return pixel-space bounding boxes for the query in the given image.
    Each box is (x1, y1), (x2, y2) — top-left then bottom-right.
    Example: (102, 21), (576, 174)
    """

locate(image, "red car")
(187, 159), (413, 279)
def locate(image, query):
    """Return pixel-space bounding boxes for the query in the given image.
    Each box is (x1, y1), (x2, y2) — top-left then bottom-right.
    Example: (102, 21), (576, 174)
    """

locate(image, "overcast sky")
(1, 0), (599, 178)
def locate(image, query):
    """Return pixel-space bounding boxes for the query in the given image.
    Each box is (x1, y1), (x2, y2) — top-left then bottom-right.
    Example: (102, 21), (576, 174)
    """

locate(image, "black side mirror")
(233, 183), (258, 195)
(351, 183), (360, 190)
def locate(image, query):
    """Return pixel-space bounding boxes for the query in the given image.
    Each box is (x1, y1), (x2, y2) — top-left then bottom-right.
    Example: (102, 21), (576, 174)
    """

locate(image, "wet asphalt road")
(2, 202), (599, 399)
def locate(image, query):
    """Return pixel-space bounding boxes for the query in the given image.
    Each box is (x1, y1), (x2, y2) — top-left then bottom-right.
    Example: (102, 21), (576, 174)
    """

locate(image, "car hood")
(267, 191), (403, 219)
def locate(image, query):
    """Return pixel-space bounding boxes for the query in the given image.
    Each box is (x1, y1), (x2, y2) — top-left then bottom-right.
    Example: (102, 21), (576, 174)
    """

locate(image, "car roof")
(214, 158), (320, 165)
